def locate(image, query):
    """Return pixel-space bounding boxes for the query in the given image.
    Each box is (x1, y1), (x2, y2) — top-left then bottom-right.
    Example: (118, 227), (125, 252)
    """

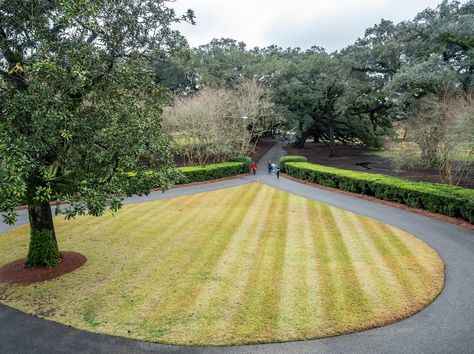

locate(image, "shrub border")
(179, 157), (251, 184)
(279, 155), (308, 173)
(283, 159), (474, 223)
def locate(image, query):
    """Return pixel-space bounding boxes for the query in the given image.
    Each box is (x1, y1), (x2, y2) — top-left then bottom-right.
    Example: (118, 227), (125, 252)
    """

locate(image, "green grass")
(0, 184), (444, 345)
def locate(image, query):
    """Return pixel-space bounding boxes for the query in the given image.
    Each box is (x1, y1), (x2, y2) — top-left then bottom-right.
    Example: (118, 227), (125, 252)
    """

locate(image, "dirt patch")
(283, 173), (474, 232)
(284, 142), (473, 188)
(0, 252), (87, 285)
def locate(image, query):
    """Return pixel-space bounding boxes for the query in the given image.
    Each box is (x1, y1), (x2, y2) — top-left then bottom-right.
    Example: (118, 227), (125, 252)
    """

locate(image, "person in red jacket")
(251, 161), (257, 175)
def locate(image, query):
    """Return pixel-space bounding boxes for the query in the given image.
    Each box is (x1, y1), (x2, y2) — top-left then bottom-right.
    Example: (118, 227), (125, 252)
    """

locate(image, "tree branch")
(0, 27), (21, 65)
(0, 68), (27, 89)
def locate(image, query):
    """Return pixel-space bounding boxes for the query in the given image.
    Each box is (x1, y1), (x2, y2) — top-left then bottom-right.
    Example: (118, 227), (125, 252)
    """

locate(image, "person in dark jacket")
(267, 161), (272, 175)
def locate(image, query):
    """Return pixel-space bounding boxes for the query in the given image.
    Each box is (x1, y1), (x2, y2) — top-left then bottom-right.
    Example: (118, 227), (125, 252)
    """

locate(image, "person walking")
(251, 161), (257, 175)
(271, 162), (276, 175)
(267, 161), (272, 175)
(276, 164), (280, 179)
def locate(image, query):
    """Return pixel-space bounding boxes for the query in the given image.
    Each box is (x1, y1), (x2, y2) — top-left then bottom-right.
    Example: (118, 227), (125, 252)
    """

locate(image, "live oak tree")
(0, 0), (194, 267)
(382, 1), (474, 173)
(191, 38), (258, 88)
(338, 19), (401, 147)
(273, 49), (348, 155)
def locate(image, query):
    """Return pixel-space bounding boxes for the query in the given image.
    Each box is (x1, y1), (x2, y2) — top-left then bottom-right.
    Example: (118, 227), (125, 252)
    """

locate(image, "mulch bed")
(283, 173), (474, 232)
(284, 142), (474, 188)
(0, 251), (87, 285)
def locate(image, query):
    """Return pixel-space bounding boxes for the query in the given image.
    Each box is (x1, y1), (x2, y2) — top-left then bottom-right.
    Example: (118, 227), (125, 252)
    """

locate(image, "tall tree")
(273, 49), (349, 155)
(163, 79), (281, 164)
(0, 0), (193, 266)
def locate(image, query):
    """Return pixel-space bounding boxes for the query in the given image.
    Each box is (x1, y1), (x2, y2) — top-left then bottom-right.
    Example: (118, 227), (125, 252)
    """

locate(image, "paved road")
(1, 142), (473, 354)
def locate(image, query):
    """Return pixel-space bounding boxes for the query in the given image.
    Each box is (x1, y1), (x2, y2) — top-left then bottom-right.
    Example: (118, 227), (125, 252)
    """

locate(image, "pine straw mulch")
(0, 252), (87, 285)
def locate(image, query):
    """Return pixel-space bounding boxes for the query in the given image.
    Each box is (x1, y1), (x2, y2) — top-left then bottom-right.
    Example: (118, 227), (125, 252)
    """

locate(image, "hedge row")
(279, 155), (308, 172)
(283, 159), (474, 223)
(179, 157), (251, 184)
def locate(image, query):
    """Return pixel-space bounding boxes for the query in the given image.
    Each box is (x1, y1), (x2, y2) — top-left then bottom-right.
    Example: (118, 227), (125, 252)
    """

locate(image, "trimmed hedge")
(179, 158), (250, 184)
(279, 155), (308, 172)
(284, 160), (474, 223)
(227, 156), (252, 165)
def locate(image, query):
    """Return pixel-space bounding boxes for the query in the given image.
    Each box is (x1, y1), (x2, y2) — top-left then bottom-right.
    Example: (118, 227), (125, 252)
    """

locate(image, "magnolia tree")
(0, 0), (194, 266)
(163, 80), (281, 165)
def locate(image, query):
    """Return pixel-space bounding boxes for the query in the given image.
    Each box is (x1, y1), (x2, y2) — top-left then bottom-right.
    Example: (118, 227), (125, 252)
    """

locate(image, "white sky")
(171, 0), (456, 52)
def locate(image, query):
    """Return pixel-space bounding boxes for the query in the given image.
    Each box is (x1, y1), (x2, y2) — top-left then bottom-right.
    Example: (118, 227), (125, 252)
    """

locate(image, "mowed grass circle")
(0, 183), (444, 345)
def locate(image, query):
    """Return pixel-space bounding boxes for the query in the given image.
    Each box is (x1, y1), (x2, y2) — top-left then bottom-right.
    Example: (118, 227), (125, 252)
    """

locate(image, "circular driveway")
(1, 144), (473, 354)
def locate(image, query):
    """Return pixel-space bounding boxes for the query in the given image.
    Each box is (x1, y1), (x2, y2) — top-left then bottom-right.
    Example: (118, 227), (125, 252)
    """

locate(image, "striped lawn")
(0, 183), (444, 345)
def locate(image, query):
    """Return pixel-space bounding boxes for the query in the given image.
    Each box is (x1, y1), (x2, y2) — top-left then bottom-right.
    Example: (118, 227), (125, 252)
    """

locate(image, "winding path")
(1, 142), (473, 354)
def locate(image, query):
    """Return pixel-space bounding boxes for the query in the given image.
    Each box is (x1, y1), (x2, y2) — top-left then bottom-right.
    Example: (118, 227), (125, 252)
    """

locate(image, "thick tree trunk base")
(27, 229), (61, 267)
(292, 136), (307, 149)
(27, 203), (60, 267)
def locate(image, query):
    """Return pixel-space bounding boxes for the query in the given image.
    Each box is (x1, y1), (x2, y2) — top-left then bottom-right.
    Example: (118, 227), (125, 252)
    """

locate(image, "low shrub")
(285, 161), (474, 223)
(227, 156), (252, 164)
(227, 156), (252, 171)
(279, 155), (308, 172)
(127, 158), (250, 187)
(179, 160), (249, 184)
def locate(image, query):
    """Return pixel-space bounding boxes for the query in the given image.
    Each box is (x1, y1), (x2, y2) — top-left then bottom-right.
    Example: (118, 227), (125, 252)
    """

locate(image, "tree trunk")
(27, 202), (60, 267)
(313, 131), (320, 143)
(293, 133), (307, 149)
(328, 123), (337, 157)
(420, 145), (438, 167)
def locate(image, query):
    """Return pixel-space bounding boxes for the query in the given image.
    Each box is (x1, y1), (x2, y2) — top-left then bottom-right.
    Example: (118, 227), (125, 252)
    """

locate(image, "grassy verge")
(0, 184), (444, 345)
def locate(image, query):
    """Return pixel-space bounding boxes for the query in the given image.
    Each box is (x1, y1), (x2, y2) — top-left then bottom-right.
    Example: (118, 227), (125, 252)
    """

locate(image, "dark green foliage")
(227, 156), (252, 168)
(285, 161), (474, 223)
(227, 156), (251, 163)
(1, 0), (194, 265)
(27, 230), (61, 267)
(179, 161), (250, 184)
(279, 156), (308, 172)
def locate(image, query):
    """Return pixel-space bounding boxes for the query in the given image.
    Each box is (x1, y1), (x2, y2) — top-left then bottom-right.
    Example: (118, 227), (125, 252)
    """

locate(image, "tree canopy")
(172, 0), (473, 155)
(1, 0), (473, 267)
(0, 0), (193, 265)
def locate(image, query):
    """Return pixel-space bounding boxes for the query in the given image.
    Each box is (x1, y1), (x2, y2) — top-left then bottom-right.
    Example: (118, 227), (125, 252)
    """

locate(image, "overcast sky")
(171, 0), (453, 52)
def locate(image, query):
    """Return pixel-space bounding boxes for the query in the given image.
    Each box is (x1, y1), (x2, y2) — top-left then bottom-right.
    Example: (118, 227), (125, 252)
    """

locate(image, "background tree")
(190, 38), (259, 88)
(0, 0), (193, 266)
(163, 79), (281, 164)
(273, 49), (350, 155)
(153, 48), (199, 95)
